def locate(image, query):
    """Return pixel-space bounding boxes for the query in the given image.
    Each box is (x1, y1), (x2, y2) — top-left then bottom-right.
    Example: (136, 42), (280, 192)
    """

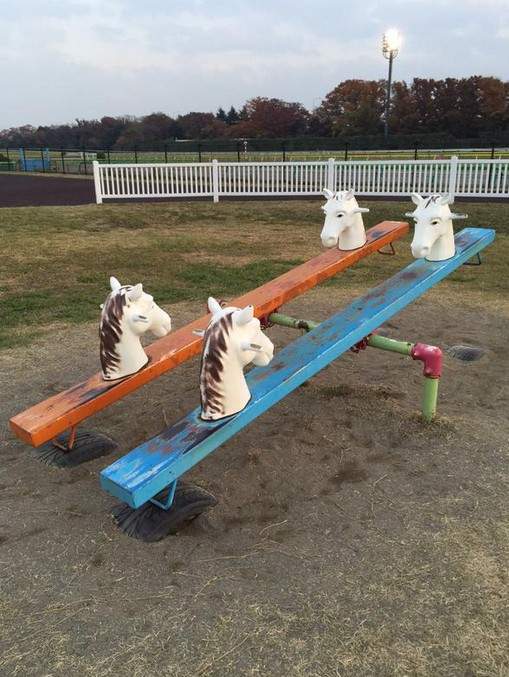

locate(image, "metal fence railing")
(93, 157), (509, 203)
(0, 148), (98, 174)
(2, 143), (509, 176)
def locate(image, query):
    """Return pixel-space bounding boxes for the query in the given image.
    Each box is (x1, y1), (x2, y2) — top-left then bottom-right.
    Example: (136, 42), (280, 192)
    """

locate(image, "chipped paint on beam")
(10, 221), (408, 447)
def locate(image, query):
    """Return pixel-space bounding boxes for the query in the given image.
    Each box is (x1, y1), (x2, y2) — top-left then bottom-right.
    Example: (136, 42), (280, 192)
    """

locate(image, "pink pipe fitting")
(411, 343), (443, 378)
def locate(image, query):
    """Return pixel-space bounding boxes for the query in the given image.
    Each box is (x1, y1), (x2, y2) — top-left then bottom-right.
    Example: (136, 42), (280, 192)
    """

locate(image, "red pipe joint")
(350, 335), (370, 353)
(411, 343), (443, 378)
(350, 330), (376, 354)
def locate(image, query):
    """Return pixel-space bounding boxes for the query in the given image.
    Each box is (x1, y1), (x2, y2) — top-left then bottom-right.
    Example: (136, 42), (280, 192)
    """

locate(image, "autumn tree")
(176, 112), (227, 138)
(475, 76), (509, 134)
(424, 77), (479, 137)
(315, 80), (386, 136)
(140, 113), (179, 144)
(1, 77), (509, 148)
(113, 124), (145, 149)
(96, 116), (128, 148)
(236, 98), (309, 137)
(389, 82), (420, 134)
(396, 77), (509, 138)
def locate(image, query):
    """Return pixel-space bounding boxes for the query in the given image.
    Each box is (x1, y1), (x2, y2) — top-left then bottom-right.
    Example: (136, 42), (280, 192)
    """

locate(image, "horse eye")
(337, 213), (343, 218)
(431, 220), (440, 225)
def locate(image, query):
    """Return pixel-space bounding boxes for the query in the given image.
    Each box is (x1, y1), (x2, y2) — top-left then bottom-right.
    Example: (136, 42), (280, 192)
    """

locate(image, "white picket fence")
(93, 156), (509, 203)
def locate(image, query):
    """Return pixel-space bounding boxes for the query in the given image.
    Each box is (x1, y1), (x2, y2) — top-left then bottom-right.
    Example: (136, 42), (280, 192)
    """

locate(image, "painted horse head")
(99, 276), (172, 380)
(320, 188), (369, 250)
(405, 193), (467, 261)
(196, 297), (274, 421)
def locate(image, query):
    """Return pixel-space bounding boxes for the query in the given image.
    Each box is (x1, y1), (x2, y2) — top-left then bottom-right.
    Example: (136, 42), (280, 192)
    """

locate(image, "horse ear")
(234, 305), (254, 326)
(344, 189), (355, 200)
(127, 283), (143, 302)
(438, 193), (453, 205)
(411, 193), (423, 206)
(110, 276), (121, 292)
(322, 188), (334, 200)
(208, 297), (223, 315)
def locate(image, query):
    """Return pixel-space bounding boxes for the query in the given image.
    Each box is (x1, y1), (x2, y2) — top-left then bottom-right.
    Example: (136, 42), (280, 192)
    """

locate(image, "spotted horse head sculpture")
(195, 297), (274, 421)
(99, 276), (172, 381)
(320, 188), (370, 250)
(406, 193), (468, 261)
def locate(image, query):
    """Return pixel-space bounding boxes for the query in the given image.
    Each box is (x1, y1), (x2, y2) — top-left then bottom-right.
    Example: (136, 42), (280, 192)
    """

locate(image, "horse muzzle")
(151, 312), (172, 337)
(411, 243), (430, 259)
(321, 235), (338, 249)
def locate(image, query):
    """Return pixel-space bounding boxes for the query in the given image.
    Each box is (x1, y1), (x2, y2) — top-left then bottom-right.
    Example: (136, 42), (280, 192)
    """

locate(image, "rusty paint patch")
(398, 269), (420, 281)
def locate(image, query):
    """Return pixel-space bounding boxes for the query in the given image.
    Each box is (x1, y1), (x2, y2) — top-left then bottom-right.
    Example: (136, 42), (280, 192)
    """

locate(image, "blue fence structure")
(18, 147), (51, 171)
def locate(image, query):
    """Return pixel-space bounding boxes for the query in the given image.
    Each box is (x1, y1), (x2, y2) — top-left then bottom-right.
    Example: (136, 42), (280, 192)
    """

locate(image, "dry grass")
(0, 200), (508, 676)
(1, 512), (507, 676)
(0, 199), (506, 349)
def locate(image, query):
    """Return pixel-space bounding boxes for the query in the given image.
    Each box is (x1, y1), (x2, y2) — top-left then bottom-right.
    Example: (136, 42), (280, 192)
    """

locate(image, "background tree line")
(1, 76), (508, 149)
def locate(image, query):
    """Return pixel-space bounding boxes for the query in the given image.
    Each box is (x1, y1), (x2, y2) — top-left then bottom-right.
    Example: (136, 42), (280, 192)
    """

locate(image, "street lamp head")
(382, 28), (402, 59)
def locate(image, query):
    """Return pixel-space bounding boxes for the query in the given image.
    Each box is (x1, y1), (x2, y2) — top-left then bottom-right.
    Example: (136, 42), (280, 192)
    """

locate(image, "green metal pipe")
(366, 334), (413, 356)
(422, 376), (439, 422)
(267, 311), (440, 421)
(268, 312), (319, 332)
(269, 313), (413, 356)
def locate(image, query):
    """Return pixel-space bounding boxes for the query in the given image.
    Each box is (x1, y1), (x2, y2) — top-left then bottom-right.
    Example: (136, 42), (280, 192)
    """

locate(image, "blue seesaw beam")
(101, 227), (495, 509)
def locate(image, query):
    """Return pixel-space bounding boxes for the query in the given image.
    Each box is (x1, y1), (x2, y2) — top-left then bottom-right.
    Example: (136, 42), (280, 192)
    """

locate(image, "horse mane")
(99, 287), (130, 377)
(424, 195), (441, 208)
(199, 311), (234, 418)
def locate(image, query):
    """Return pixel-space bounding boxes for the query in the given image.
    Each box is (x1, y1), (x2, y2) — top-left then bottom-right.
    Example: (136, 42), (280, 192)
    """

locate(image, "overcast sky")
(1, 0), (508, 128)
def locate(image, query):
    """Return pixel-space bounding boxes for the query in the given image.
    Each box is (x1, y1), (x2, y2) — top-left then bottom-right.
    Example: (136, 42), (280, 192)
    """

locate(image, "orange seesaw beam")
(9, 221), (408, 447)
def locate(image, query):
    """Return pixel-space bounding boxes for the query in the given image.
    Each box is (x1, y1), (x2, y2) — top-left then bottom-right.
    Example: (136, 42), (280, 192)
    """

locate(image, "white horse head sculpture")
(320, 189), (369, 250)
(196, 297), (274, 421)
(406, 193), (468, 261)
(100, 276), (172, 381)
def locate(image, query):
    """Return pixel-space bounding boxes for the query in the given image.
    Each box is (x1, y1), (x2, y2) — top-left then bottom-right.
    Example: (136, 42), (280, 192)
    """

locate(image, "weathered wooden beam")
(10, 221), (408, 448)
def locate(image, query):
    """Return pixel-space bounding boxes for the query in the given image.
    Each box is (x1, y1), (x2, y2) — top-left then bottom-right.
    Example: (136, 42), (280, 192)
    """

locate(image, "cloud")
(38, 5), (375, 76)
(1, 0), (508, 127)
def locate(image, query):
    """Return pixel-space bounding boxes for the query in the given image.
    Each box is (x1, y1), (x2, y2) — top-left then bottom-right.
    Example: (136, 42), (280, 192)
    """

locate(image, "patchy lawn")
(0, 199), (507, 676)
(0, 199), (506, 349)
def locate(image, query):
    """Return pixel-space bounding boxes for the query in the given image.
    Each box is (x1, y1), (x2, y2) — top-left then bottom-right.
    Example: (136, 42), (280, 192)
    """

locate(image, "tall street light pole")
(382, 29), (402, 142)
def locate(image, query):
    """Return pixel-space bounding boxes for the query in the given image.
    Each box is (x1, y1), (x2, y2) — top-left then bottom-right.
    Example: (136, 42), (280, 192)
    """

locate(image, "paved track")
(0, 173), (95, 207)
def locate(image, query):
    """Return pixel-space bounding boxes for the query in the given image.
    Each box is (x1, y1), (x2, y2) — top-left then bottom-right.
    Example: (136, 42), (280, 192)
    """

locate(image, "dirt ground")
(1, 282), (508, 677)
